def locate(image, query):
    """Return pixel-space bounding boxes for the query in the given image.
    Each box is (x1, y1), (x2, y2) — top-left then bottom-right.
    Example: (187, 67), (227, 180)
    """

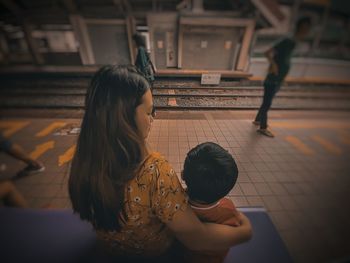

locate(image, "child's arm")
(166, 206), (252, 251)
(219, 198), (243, 227)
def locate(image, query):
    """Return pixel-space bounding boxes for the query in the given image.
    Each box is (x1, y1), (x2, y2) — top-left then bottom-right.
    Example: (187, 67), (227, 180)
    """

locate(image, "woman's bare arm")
(166, 205), (252, 251)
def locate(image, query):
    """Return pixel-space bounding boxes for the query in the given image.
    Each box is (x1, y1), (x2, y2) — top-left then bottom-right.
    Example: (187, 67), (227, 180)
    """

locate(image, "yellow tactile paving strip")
(1, 118), (349, 169)
(36, 122), (67, 137)
(0, 121), (30, 137)
(340, 136), (350, 145)
(285, 136), (315, 155)
(58, 145), (76, 167)
(29, 141), (55, 160)
(311, 135), (343, 155)
(270, 120), (350, 130)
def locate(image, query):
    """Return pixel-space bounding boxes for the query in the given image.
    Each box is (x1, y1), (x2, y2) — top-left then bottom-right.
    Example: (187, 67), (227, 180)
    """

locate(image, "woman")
(69, 65), (252, 261)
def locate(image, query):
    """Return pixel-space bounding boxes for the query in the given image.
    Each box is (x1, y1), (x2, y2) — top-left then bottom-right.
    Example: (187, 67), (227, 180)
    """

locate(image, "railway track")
(1, 89), (349, 100)
(1, 77), (350, 110)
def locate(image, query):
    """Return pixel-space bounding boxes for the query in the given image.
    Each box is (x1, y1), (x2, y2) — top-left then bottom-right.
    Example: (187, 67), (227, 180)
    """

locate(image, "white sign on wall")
(45, 31), (77, 52)
(201, 73), (221, 85)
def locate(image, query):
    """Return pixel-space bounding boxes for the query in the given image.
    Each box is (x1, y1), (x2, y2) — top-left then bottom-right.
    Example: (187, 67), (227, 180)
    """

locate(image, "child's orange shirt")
(185, 198), (241, 263)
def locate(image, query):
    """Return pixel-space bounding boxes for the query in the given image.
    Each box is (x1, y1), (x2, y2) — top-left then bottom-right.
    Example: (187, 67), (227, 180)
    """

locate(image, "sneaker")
(257, 128), (275, 138)
(252, 120), (260, 126)
(16, 164), (45, 178)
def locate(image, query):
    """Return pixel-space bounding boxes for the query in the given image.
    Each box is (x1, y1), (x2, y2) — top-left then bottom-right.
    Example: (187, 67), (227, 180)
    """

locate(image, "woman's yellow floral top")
(97, 152), (188, 257)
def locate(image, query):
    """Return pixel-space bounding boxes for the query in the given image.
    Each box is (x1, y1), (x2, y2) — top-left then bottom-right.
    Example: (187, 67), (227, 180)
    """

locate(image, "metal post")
(289, 0), (302, 32)
(312, 3), (330, 54)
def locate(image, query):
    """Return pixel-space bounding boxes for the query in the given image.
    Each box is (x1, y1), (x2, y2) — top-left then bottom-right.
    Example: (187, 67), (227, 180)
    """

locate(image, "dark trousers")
(255, 74), (282, 129)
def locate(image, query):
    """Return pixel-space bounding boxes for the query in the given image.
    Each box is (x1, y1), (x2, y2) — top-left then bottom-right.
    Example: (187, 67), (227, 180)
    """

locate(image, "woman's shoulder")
(145, 151), (165, 161)
(141, 152), (175, 176)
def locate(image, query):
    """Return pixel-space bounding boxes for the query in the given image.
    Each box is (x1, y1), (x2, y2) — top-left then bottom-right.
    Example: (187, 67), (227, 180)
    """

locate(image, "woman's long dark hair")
(69, 65), (150, 231)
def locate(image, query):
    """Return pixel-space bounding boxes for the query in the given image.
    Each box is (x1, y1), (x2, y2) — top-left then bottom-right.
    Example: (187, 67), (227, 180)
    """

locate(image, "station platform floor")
(1, 110), (350, 263)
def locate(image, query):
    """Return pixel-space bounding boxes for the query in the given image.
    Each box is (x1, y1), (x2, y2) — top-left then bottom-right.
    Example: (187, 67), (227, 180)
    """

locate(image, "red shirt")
(184, 198), (241, 263)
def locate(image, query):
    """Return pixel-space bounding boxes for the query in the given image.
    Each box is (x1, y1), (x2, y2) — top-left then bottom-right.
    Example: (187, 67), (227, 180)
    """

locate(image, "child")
(182, 142), (242, 263)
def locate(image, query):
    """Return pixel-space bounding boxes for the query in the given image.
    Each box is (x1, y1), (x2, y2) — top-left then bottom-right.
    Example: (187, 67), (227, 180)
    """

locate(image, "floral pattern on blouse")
(97, 152), (188, 257)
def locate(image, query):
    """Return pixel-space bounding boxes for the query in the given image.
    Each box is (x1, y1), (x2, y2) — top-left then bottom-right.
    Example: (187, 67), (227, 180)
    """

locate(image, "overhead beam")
(112, 0), (125, 13)
(62, 0), (78, 14)
(0, 0), (45, 65)
(0, 0), (21, 16)
(121, 0), (132, 14)
(176, 0), (191, 11)
(152, 0), (157, 11)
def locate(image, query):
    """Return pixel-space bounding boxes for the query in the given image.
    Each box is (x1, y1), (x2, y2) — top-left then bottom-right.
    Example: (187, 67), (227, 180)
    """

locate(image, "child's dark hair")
(296, 16), (311, 31)
(183, 142), (238, 204)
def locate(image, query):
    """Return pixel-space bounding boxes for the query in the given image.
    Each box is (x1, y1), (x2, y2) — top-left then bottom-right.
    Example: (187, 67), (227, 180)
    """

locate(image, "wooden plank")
(156, 69), (251, 78)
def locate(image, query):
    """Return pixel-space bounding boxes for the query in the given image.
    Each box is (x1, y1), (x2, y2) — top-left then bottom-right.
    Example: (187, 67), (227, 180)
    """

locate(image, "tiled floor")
(1, 110), (350, 263)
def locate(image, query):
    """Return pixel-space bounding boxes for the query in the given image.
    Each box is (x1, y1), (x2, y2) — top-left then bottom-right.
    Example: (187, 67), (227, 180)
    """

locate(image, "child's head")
(182, 142), (238, 204)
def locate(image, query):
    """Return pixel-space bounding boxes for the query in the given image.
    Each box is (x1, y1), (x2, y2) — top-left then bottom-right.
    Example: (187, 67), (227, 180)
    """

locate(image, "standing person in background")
(133, 33), (156, 87)
(0, 132), (45, 178)
(0, 132), (43, 208)
(253, 17), (311, 137)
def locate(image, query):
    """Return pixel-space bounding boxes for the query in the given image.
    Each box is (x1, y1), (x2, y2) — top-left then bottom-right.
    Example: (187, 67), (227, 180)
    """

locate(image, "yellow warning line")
(285, 136), (315, 155)
(340, 136), (350, 145)
(311, 135), (342, 155)
(338, 130), (350, 145)
(271, 121), (350, 130)
(58, 144), (76, 166)
(36, 122), (67, 137)
(29, 141), (55, 160)
(0, 121), (30, 137)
